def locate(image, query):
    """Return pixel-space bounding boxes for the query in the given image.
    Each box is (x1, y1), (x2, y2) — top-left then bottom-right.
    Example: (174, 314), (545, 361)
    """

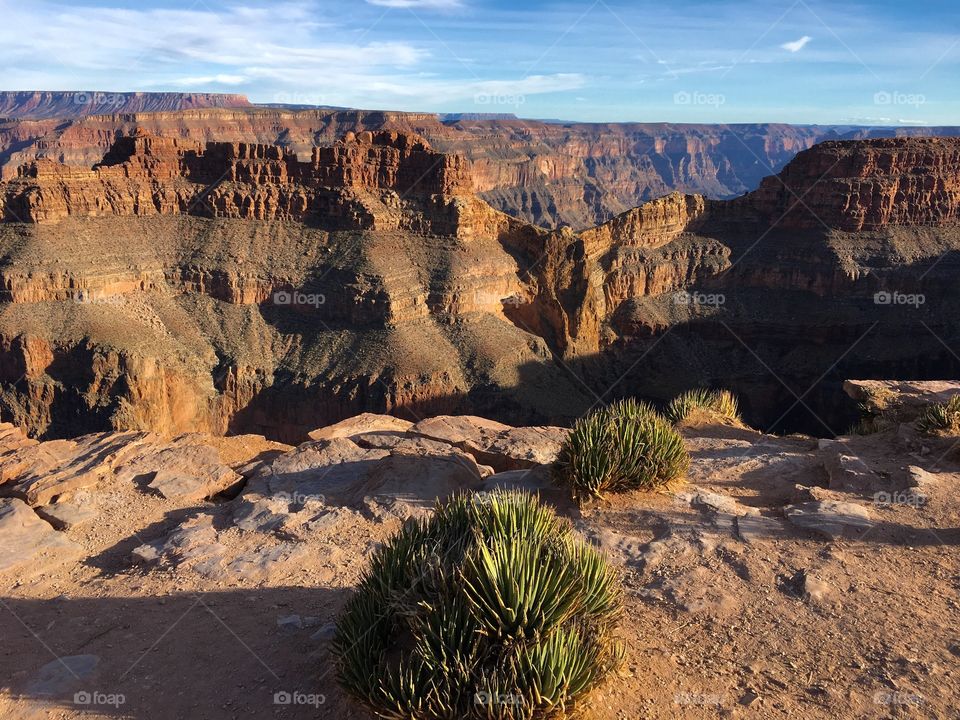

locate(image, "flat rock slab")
(35, 501), (97, 530)
(259, 436), (483, 506)
(0, 498), (83, 575)
(7, 432), (150, 506)
(471, 426), (569, 471)
(308, 413), (413, 441)
(410, 416), (567, 472)
(409, 415), (512, 449)
(26, 655), (99, 697)
(819, 447), (883, 492)
(117, 439), (242, 502)
(784, 500), (874, 539)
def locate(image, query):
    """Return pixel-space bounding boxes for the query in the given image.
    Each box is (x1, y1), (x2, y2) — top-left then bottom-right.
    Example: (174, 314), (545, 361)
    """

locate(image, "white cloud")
(781, 36), (813, 53)
(168, 74), (249, 87)
(366, 0), (462, 7)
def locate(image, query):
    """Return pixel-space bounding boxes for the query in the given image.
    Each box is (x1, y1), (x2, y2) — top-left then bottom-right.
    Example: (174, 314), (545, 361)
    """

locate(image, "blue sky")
(1, 0), (957, 124)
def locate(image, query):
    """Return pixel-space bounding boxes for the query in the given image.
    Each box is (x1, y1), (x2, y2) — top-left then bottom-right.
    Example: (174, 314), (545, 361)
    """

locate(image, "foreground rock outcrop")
(1, 391), (958, 718)
(1, 133), (960, 440)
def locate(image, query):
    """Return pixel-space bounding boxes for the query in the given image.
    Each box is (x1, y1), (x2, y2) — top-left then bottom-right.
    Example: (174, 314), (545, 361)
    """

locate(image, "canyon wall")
(0, 132), (959, 440)
(3, 98), (958, 229)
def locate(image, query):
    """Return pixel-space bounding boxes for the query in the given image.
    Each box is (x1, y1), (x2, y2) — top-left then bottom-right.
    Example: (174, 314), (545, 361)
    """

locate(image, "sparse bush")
(847, 402), (895, 435)
(665, 388), (742, 426)
(916, 395), (960, 435)
(334, 490), (623, 719)
(553, 399), (689, 501)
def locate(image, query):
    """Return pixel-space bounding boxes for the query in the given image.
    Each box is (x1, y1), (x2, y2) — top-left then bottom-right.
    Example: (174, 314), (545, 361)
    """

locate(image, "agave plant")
(916, 395), (960, 434)
(665, 388), (742, 425)
(333, 490), (623, 719)
(553, 399), (689, 501)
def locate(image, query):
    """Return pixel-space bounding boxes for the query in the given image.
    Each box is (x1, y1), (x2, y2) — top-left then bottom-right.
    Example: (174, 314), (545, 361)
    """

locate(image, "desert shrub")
(665, 388), (742, 425)
(553, 399), (689, 501)
(334, 490), (623, 719)
(916, 395), (960, 435)
(847, 402), (895, 436)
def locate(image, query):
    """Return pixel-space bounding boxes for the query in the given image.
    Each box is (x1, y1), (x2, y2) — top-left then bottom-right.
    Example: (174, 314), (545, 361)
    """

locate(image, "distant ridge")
(0, 91), (252, 119)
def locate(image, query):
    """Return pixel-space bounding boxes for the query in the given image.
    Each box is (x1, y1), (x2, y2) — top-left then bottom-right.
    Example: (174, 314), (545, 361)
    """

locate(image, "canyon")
(2, 92), (959, 230)
(0, 125), (958, 441)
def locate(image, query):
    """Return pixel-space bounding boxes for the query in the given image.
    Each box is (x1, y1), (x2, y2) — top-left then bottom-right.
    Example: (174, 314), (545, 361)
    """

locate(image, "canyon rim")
(2, 0), (960, 718)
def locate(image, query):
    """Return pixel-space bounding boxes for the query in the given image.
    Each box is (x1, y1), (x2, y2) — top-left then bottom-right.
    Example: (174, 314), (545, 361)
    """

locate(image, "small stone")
(311, 623), (337, 642)
(277, 614), (303, 631)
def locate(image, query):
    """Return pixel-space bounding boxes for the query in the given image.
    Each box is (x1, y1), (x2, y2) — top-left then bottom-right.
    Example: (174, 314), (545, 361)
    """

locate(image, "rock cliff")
(3, 103), (958, 228)
(0, 133), (959, 440)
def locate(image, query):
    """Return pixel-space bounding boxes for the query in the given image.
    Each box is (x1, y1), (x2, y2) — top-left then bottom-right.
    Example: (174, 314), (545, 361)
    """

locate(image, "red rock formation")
(4, 105), (958, 228)
(0, 130), (470, 227)
(0, 133), (959, 440)
(734, 138), (960, 231)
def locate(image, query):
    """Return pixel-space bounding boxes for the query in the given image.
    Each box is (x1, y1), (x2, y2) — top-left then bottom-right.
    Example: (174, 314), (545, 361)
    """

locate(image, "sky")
(1, 0), (957, 124)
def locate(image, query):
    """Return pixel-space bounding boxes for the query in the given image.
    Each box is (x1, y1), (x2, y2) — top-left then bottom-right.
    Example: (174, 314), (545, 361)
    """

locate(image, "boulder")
(0, 498), (83, 575)
(308, 413), (413, 441)
(784, 500), (874, 539)
(410, 416), (567, 472)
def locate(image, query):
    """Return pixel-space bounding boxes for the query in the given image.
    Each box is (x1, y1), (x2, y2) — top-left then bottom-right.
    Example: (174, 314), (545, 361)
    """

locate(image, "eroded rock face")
(1, 134), (960, 439)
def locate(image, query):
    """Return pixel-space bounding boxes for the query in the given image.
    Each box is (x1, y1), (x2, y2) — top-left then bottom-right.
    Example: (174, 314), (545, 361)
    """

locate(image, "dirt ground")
(1, 421), (958, 719)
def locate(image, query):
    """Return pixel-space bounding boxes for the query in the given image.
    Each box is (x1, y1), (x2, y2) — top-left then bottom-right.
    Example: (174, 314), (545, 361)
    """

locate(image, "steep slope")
(0, 133), (959, 440)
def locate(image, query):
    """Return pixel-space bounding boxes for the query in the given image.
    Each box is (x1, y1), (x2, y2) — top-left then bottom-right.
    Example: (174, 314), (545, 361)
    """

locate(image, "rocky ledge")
(1, 382), (959, 718)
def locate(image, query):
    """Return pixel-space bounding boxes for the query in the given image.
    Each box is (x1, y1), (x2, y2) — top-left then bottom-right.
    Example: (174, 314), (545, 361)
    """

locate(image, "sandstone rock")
(5, 432), (149, 506)
(820, 449), (883, 492)
(901, 465), (942, 493)
(307, 413), (413, 441)
(35, 501), (96, 530)
(470, 426), (569, 471)
(0, 498), (83, 575)
(735, 514), (785, 544)
(784, 500), (874, 539)
(410, 417), (566, 472)
(409, 415), (512, 448)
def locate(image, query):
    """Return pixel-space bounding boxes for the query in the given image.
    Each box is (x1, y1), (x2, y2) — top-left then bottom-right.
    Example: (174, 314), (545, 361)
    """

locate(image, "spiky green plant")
(553, 400), (689, 501)
(665, 388), (742, 426)
(916, 395), (960, 435)
(334, 490), (623, 719)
